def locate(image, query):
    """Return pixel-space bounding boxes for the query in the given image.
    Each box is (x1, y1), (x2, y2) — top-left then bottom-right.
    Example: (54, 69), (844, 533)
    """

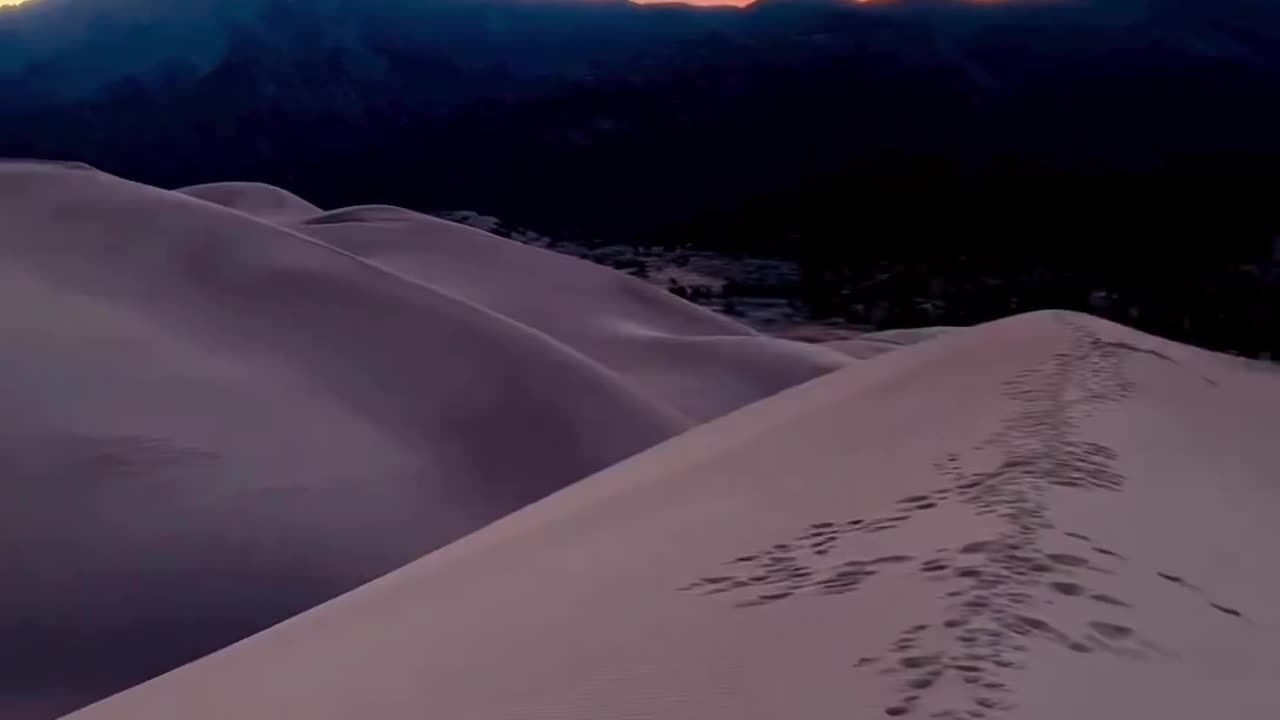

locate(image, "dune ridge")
(62, 310), (1280, 720)
(176, 181), (323, 222)
(281, 201), (851, 421)
(0, 162), (846, 720)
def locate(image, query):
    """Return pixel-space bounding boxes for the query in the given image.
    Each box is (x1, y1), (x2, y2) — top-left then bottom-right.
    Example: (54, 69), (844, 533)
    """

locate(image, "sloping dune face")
(175, 183), (849, 422)
(285, 203), (851, 422)
(0, 163), (844, 720)
(67, 311), (1280, 720)
(175, 182), (323, 223)
(825, 326), (958, 360)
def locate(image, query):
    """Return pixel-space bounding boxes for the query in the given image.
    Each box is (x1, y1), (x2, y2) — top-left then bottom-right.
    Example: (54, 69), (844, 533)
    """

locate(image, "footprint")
(1089, 593), (1131, 608)
(1210, 603), (1244, 619)
(906, 676), (936, 690)
(900, 655), (940, 669)
(1011, 615), (1072, 644)
(1048, 581), (1085, 597)
(873, 555), (916, 565)
(1088, 621), (1135, 641)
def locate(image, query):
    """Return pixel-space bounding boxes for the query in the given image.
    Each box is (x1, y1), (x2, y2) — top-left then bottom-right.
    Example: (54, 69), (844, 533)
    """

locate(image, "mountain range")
(1, 0), (1278, 352)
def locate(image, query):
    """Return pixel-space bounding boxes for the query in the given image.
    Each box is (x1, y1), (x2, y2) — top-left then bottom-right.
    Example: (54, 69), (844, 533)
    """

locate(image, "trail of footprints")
(680, 314), (1246, 718)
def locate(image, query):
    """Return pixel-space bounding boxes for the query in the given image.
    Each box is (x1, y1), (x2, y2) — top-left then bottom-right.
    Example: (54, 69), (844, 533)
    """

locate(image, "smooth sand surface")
(176, 182), (323, 222)
(825, 327), (957, 360)
(65, 310), (1280, 720)
(0, 162), (844, 719)
(287, 204), (850, 422)
(856, 327), (959, 346)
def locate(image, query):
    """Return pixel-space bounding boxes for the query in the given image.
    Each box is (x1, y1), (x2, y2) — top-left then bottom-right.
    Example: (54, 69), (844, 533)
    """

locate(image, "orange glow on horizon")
(630, 0), (754, 5)
(630, 0), (1013, 6)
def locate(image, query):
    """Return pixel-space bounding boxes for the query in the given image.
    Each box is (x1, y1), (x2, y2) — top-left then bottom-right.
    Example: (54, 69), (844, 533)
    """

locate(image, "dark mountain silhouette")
(0, 0), (1277, 354)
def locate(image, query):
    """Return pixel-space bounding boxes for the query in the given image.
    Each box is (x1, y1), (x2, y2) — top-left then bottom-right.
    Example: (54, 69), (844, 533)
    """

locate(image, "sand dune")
(65, 310), (1280, 720)
(857, 326), (959, 346)
(0, 163), (844, 720)
(825, 327), (958, 360)
(176, 181), (323, 222)
(286, 201), (850, 421)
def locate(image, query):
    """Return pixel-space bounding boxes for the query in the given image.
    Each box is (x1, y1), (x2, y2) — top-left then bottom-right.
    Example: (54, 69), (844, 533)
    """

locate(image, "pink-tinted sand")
(4, 161), (1276, 720)
(0, 161), (844, 719)
(65, 308), (1280, 718)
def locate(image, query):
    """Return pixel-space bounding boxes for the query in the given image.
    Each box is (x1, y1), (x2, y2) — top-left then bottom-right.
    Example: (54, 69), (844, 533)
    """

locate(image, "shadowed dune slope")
(824, 327), (958, 360)
(288, 203), (851, 421)
(68, 310), (1280, 720)
(0, 163), (844, 720)
(857, 326), (959, 346)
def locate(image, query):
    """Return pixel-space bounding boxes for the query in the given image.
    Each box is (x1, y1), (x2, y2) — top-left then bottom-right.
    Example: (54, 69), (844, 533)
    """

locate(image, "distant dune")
(0, 161), (845, 720)
(176, 182), (323, 223)
(63, 310), (1280, 720)
(824, 327), (959, 359)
